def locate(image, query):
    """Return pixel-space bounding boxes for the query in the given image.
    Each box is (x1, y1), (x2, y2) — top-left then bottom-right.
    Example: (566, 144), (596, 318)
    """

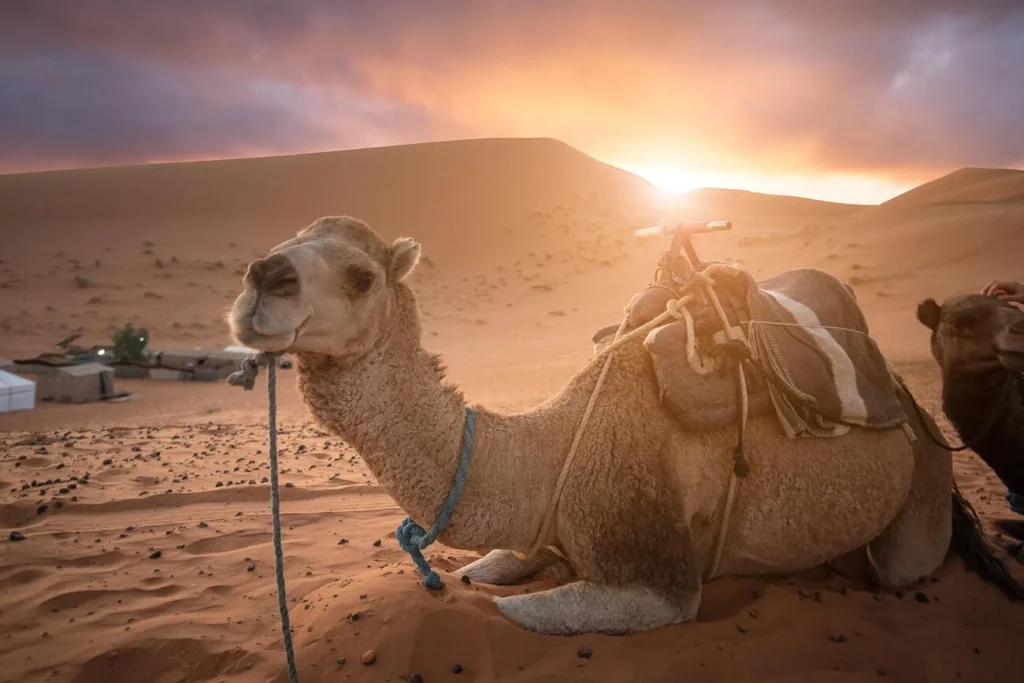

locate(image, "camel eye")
(350, 269), (374, 294)
(950, 307), (990, 335)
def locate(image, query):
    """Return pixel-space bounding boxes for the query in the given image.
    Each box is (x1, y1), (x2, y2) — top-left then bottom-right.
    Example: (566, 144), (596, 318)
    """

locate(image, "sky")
(1, 1), (1023, 204)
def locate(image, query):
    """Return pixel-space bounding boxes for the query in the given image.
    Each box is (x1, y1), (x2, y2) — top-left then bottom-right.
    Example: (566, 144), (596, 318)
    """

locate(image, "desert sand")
(1, 139), (1021, 682)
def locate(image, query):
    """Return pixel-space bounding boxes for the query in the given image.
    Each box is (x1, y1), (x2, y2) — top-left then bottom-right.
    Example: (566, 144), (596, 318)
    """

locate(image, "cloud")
(1, 1), (1022, 177)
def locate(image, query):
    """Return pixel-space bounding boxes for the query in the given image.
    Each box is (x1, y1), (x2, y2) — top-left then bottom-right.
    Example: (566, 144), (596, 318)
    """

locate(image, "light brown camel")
(228, 216), (1015, 636)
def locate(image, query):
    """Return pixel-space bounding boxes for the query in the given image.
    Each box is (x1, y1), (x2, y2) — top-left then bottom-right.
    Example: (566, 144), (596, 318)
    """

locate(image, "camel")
(228, 216), (1018, 636)
(917, 294), (1024, 516)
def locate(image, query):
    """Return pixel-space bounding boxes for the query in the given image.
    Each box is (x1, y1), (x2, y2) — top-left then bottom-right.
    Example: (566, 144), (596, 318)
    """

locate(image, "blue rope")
(395, 406), (477, 589)
(228, 354), (299, 683)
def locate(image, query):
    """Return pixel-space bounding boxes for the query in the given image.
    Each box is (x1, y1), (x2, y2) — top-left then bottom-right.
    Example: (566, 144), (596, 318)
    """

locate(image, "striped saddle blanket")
(633, 264), (908, 438)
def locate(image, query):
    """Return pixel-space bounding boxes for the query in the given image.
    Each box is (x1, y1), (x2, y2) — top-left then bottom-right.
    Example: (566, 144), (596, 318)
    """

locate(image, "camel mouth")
(233, 328), (296, 353)
(232, 314), (312, 353)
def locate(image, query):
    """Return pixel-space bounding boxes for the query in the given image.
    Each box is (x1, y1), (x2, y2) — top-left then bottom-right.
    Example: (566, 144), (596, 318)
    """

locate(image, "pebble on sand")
(361, 650), (376, 665)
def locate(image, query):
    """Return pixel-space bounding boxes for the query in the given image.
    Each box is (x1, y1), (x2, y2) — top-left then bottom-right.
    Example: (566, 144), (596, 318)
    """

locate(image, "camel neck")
(293, 319), (571, 553)
(943, 369), (1024, 491)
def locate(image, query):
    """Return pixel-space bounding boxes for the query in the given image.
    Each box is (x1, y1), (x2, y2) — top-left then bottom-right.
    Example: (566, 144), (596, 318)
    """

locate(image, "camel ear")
(917, 299), (941, 331)
(388, 237), (421, 281)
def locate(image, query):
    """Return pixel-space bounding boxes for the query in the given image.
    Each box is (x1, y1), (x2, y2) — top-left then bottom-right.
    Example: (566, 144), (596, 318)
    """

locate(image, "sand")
(1, 140), (1022, 682)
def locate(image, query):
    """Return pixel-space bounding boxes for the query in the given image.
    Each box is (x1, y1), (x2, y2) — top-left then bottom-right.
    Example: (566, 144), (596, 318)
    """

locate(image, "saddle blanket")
(640, 264), (908, 438)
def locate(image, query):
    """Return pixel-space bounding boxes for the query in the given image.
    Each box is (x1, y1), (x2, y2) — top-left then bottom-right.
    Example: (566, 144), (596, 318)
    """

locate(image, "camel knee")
(867, 488), (952, 588)
(495, 581), (696, 635)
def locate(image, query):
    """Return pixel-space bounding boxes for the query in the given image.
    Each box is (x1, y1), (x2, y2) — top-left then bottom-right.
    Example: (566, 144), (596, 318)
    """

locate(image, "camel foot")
(495, 580), (696, 635)
(455, 549), (563, 585)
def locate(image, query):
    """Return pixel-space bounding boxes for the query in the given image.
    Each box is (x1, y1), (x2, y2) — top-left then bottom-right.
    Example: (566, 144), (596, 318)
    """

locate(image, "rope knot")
(395, 518), (442, 589)
(226, 352), (283, 391)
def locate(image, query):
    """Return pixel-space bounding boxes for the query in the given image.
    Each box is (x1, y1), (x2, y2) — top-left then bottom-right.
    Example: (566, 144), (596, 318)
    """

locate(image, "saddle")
(597, 261), (908, 439)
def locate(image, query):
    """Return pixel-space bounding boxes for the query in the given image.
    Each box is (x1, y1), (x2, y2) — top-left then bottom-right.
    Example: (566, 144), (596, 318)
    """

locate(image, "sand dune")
(1, 140), (1022, 683)
(880, 167), (1024, 210)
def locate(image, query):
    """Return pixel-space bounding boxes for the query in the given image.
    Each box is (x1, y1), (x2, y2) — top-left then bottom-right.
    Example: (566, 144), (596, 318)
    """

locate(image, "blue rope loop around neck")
(396, 406), (477, 589)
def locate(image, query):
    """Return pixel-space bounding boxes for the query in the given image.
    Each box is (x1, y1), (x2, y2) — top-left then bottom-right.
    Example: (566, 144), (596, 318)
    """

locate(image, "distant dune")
(880, 167), (1024, 209)
(0, 138), (1021, 366)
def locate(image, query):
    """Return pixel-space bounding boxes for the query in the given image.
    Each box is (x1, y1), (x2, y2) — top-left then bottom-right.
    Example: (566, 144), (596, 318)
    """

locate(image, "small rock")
(198, 521), (209, 528)
(410, 674), (423, 683)
(247, 562), (256, 572)
(577, 647), (592, 659)
(37, 504), (48, 515)
(102, 459), (112, 466)
(451, 663), (464, 673)
(829, 633), (847, 643)
(840, 586), (850, 596)
(752, 588), (765, 598)
(373, 539), (382, 547)
(335, 656), (345, 667)
(149, 550), (162, 559)
(338, 538), (349, 545)
(285, 482), (295, 488)
(9, 531), (25, 542)
(914, 592), (930, 604)
(877, 667), (888, 677)
(361, 650), (376, 665)
(736, 624), (748, 634)
(461, 575), (471, 584)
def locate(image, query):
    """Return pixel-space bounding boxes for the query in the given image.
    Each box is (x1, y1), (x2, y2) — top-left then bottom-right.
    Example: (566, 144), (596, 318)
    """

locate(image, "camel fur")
(229, 216), (1017, 636)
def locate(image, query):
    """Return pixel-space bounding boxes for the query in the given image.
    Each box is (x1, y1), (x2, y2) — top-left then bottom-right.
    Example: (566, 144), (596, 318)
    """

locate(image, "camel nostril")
(249, 254), (299, 296)
(247, 259), (269, 289)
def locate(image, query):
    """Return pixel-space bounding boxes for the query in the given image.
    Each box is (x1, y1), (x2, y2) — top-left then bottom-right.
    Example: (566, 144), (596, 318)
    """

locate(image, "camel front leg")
(495, 580), (699, 635)
(455, 548), (564, 585)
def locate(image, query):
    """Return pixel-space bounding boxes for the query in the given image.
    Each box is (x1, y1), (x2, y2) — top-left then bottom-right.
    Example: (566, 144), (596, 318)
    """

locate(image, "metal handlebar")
(634, 220), (732, 240)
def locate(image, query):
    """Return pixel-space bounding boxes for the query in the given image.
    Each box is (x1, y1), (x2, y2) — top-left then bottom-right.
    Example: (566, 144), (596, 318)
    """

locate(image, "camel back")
(603, 261), (909, 439)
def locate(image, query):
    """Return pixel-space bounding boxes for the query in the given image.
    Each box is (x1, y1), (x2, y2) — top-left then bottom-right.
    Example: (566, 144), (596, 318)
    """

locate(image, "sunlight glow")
(628, 166), (707, 195)
(618, 162), (914, 205)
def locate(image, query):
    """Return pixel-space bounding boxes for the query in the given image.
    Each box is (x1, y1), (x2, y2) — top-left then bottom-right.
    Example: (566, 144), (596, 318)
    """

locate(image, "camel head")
(916, 294), (1024, 375)
(228, 216), (421, 356)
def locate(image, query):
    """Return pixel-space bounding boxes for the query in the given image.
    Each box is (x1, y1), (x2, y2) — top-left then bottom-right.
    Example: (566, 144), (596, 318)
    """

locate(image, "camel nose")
(246, 253), (300, 296)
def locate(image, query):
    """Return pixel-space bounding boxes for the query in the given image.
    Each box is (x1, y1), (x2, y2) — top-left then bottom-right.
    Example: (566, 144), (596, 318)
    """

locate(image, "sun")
(624, 165), (707, 195)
